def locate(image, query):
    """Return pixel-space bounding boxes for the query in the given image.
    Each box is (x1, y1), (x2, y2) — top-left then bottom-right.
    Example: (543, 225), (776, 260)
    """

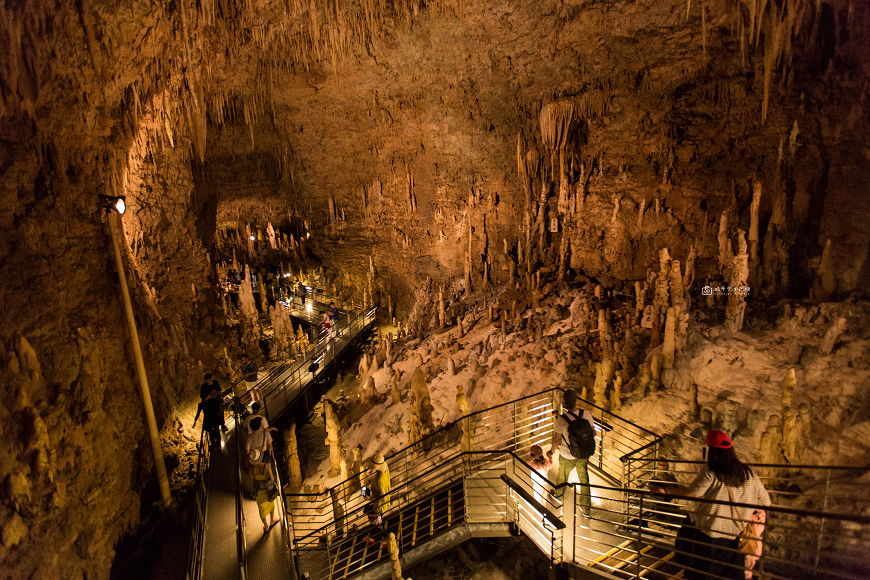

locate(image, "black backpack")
(563, 410), (596, 459)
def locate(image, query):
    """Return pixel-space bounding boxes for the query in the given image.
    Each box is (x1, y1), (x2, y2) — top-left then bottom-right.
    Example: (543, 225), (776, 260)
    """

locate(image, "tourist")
(528, 444), (553, 504)
(243, 402), (277, 436)
(193, 388), (223, 451)
(362, 451), (391, 545)
(248, 444), (279, 534)
(200, 374), (228, 432)
(247, 416), (276, 493)
(329, 302), (339, 324)
(650, 431), (771, 580)
(548, 389), (595, 515)
(240, 353), (261, 404)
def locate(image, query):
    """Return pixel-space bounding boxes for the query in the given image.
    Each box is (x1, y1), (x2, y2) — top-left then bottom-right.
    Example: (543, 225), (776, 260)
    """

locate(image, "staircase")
(284, 389), (870, 580)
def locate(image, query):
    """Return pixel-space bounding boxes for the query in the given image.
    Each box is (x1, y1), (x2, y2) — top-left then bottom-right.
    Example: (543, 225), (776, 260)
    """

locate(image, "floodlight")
(100, 195), (126, 214)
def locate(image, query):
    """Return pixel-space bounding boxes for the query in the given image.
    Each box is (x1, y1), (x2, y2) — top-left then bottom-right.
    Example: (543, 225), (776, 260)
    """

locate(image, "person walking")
(193, 388), (223, 451)
(362, 451), (391, 545)
(548, 389), (595, 515)
(650, 431), (771, 580)
(240, 354), (261, 404)
(248, 445), (279, 534)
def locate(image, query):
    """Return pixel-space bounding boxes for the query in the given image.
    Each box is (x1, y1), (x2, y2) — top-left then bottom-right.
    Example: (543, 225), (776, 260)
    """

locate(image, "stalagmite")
(724, 230), (749, 333)
(457, 319), (464, 338)
(388, 533), (404, 580)
(284, 425), (303, 492)
(689, 383), (699, 420)
(446, 355), (455, 377)
(682, 246), (696, 305)
(438, 286), (446, 329)
(350, 445), (364, 493)
(391, 372), (402, 404)
(593, 360), (610, 409)
(718, 211), (731, 274)
(637, 199), (646, 229)
(324, 399), (344, 477)
(610, 371), (623, 410)
(367, 376), (377, 404)
(662, 306), (677, 370)
(488, 305), (494, 324)
(820, 317), (847, 355)
(781, 368), (795, 416)
(557, 228), (569, 281)
(456, 385), (473, 452)
(749, 181), (762, 285)
(410, 368), (435, 434)
(811, 239), (836, 303)
(651, 249), (671, 347)
(649, 353), (663, 391)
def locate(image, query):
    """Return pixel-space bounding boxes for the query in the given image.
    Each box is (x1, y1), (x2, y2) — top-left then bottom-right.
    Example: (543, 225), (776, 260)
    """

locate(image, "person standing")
(548, 389), (595, 515)
(650, 431), (771, 580)
(200, 374), (228, 432)
(193, 389), (223, 451)
(362, 451), (391, 545)
(240, 354), (261, 404)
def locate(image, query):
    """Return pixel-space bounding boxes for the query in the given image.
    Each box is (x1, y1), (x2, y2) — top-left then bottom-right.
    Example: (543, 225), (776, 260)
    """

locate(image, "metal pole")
(108, 211), (172, 507)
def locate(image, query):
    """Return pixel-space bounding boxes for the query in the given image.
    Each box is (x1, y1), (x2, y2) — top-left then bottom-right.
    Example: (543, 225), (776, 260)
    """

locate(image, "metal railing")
(284, 388), (658, 578)
(185, 426), (210, 580)
(616, 458), (870, 580)
(284, 387), (870, 580)
(259, 305), (376, 423)
(231, 406), (248, 578)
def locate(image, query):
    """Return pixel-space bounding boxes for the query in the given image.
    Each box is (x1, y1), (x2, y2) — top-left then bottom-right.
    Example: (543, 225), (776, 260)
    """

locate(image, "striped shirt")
(687, 465), (771, 539)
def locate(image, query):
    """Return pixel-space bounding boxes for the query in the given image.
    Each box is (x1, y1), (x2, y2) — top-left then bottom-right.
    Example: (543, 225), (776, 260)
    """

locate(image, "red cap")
(706, 430), (732, 449)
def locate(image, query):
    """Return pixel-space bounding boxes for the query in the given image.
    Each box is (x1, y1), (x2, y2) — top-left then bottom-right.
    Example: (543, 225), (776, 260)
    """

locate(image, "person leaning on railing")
(650, 430), (771, 580)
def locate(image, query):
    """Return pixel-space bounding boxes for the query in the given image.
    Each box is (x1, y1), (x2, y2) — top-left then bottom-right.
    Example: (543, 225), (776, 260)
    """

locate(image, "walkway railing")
(186, 426), (210, 580)
(259, 305), (376, 422)
(285, 388), (658, 578)
(284, 388), (870, 580)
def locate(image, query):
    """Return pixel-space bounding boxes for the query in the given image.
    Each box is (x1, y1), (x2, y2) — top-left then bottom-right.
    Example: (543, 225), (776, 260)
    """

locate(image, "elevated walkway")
(187, 292), (375, 580)
(285, 389), (870, 580)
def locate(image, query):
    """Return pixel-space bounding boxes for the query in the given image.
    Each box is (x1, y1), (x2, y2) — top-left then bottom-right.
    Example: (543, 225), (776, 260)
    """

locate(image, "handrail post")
(562, 483), (575, 564)
(813, 468), (832, 573)
(635, 493), (643, 580)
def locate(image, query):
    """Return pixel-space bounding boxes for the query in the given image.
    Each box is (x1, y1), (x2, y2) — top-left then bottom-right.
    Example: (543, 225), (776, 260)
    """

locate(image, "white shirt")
(554, 408), (594, 460)
(244, 413), (269, 434)
(687, 465), (771, 539)
(246, 427), (273, 454)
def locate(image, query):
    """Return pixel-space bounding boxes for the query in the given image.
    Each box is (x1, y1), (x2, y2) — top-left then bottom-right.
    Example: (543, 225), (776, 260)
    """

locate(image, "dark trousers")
(675, 517), (743, 580)
(206, 427), (221, 450)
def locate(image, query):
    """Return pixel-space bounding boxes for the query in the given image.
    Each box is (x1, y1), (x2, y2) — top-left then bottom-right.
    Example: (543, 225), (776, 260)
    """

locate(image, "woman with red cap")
(651, 430), (771, 580)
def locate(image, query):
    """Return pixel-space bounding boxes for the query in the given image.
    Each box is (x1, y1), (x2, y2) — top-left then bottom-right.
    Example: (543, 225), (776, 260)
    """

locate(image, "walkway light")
(100, 195), (126, 214)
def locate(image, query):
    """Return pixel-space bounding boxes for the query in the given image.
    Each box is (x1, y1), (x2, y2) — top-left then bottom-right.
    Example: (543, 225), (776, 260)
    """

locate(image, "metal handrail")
(185, 426), (210, 580)
(288, 385), (656, 505)
(284, 385), (870, 580)
(231, 404), (248, 577)
(258, 305), (376, 423)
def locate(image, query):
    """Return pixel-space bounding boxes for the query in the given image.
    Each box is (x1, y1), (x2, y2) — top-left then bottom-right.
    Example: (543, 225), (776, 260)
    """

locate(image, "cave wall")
(202, 0), (870, 311)
(0, 0), (869, 579)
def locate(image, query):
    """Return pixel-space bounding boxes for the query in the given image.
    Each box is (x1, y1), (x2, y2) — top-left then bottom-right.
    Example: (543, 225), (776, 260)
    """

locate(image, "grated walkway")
(201, 428), (242, 580)
(200, 298), (374, 580)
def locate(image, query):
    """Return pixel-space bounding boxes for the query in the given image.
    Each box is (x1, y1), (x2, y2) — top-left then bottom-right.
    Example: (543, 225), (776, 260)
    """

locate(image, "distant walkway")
(196, 296), (376, 580)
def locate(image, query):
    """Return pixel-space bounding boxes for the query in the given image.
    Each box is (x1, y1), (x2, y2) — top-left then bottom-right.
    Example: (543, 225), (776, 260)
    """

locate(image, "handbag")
(726, 486), (762, 556)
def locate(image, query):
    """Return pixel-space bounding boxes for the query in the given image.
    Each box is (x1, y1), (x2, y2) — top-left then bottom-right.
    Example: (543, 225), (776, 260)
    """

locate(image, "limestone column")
(324, 399), (344, 477)
(749, 181), (762, 286)
(284, 425), (303, 492)
(724, 230), (750, 333)
(388, 533), (404, 580)
(457, 385), (474, 453)
(662, 306), (678, 370)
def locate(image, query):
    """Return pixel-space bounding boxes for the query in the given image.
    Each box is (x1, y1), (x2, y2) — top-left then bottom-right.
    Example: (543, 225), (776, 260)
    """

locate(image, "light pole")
(102, 196), (172, 508)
